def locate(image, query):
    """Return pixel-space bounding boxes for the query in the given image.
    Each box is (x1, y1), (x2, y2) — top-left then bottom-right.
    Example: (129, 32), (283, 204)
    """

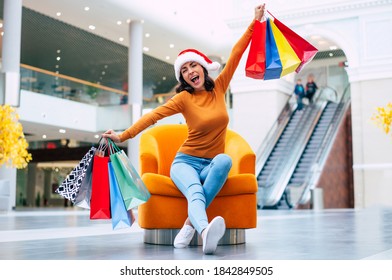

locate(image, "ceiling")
(0, 0), (343, 147)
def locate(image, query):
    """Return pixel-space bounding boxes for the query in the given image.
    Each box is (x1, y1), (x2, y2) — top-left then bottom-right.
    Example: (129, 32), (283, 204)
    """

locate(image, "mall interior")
(1, 0), (392, 261)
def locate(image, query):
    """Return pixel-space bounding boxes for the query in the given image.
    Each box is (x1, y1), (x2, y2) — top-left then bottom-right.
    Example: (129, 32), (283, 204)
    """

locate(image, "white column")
(127, 20), (143, 170)
(1, 0), (22, 107)
(0, 0), (22, 211)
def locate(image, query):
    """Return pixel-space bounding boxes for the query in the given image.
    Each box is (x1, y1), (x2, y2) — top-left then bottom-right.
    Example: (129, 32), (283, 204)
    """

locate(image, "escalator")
(257, 109), (305, 189)
(288, 102), (338, 186)
(257, 86), (350, 209)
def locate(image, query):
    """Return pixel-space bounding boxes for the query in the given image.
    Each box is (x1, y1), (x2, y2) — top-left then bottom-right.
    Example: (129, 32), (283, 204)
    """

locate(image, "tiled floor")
(0, 206), (392, 260)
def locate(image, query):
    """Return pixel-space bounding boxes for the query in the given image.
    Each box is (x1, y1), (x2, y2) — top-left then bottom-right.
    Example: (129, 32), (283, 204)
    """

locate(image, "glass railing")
(19, 63), (175, 107)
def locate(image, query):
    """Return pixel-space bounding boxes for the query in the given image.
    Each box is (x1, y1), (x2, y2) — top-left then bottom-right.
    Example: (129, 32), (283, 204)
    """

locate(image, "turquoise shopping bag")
(108, 139), (151, 210)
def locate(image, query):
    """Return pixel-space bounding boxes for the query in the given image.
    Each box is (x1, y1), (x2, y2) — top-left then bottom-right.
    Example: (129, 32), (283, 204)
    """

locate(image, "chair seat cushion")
(141, 173), (258, 198)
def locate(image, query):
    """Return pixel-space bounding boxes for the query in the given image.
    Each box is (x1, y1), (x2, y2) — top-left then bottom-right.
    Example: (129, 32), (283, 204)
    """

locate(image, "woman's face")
(180, 61), (206, 92)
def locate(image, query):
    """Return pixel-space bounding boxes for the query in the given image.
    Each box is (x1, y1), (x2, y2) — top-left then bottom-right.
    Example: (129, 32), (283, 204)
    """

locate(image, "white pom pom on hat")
(174, 49), (221, 81)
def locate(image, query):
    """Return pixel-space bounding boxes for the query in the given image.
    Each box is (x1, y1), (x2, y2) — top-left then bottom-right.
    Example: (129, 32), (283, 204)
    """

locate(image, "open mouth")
(191, 76), (199, 83)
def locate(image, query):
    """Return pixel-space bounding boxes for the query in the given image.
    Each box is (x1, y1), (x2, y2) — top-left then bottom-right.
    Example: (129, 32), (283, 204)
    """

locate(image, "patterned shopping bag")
(73, 156), (94, 209)
(55, 146), (96, 203)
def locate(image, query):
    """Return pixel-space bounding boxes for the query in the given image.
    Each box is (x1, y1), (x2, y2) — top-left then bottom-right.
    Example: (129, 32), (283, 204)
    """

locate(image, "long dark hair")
(175, 66), (215, 93)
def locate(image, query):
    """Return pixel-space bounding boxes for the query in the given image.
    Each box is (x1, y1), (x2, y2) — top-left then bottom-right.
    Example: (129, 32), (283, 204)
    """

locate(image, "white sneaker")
(202, 216), (226, 255)
(173, 225), (195, 248)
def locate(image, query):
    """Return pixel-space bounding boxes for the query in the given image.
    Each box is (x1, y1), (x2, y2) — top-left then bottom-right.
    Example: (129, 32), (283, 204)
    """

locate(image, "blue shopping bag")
(108, 161), (134, 230)
(264, 18), (282, 80)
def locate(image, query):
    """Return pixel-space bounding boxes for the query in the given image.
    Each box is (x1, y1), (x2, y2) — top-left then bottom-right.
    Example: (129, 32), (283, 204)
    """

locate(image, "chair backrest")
(139, 124), (255, 177)
(140, 124), (188, 176)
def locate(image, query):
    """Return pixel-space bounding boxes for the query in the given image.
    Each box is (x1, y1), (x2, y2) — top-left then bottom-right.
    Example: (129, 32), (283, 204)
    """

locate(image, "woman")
(103, 3), (265, 255)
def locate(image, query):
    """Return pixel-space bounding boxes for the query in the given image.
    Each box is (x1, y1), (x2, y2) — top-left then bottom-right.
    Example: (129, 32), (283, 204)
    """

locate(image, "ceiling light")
(89, 25), (96, 30)
(329, 45), (337, 50)
(165, 56), (170, 60)
(42, 135), (47, 139)
(329, 53), (334, 57)
(162, 76), (166, 80)
(0, 23), (3, 28)
(126, 19), (131, 23)
(59, 129), (66, 134)
(117, 21), (122, 25)
(84, 7), (90, 11)
(57, 49), (61, 53)
(145, 33), (150, 38)
(143, 47), (149, 52)
(56, 12), (62, 17)
(56, 57), (61, 61)
(1, 32), (3, 36)
(169, 44), (174, 48)
(94, 134), (100, 139)
(119, 37), (124, 42)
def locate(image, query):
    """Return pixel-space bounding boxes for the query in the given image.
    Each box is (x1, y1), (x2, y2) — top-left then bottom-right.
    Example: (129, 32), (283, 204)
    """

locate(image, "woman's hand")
(102, 129), (121, 143)
(255, 3), (265, 21)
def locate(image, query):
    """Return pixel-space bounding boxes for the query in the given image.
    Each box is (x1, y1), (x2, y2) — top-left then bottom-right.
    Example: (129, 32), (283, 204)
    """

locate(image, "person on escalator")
(294, 78), (305, 110)
(305, 74), (318, 104)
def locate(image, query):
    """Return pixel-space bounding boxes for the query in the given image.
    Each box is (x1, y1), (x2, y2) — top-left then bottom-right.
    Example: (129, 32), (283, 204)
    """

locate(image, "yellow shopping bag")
(270, 19), (301, 78)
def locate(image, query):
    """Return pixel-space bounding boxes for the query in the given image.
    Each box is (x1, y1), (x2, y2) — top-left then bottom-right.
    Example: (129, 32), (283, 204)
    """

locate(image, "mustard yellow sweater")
(120, 20), (255, 158)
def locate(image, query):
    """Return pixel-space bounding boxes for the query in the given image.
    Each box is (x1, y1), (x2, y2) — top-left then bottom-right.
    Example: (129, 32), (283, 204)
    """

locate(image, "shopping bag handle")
(95, 137), (109, 157)
(107, 138), (122, 155)
(265, 10), (275, 21)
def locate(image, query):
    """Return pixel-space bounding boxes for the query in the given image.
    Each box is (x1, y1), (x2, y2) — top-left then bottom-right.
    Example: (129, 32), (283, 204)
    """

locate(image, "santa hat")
(174, 49), (221, 81)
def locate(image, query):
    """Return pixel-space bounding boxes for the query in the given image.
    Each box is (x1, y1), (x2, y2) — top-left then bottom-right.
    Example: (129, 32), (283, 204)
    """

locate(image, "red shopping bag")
(245, 20), (266, 79)
(269, 11), (318, 73)
(89, 140), (111, 219)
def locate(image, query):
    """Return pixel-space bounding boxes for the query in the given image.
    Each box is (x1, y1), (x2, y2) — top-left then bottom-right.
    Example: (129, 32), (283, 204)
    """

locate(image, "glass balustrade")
(19, 63), (176, 108)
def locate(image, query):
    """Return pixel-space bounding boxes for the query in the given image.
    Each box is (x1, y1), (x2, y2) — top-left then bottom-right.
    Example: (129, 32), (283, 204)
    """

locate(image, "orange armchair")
(138, 124), (258, 245)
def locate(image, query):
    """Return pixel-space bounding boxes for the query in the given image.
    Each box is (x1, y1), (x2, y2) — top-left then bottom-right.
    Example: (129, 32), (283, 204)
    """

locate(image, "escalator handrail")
(256, 94), (297, 176)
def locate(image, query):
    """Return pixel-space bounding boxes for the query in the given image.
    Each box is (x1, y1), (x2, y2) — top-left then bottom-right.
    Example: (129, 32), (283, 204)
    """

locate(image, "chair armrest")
(225, 133), (256, 175)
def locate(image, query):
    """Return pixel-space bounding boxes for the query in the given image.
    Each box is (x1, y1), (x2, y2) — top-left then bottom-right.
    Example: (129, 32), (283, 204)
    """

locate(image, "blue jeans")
(170, 152), (232, 234)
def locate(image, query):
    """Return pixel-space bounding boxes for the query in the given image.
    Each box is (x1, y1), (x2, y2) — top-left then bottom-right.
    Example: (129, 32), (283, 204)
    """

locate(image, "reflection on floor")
(1, 207), (392, 260)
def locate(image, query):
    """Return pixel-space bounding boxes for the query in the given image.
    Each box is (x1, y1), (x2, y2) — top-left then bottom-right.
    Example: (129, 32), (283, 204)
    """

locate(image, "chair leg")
(143, 229), (246, 245)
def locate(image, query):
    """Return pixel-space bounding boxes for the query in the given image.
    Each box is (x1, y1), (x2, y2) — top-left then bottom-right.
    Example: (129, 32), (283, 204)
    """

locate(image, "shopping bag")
(73, 156), (94, 209)
(108, 139), (151, 210)
(90, 139), (111, 219)
(55, 146), (96, 203)
(269, 11), (318, 73)
(245, 20), (266, 79)
(264, 18), (282, 80)
(270, 19), (301, 78)
(108, 161), (134, 230)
